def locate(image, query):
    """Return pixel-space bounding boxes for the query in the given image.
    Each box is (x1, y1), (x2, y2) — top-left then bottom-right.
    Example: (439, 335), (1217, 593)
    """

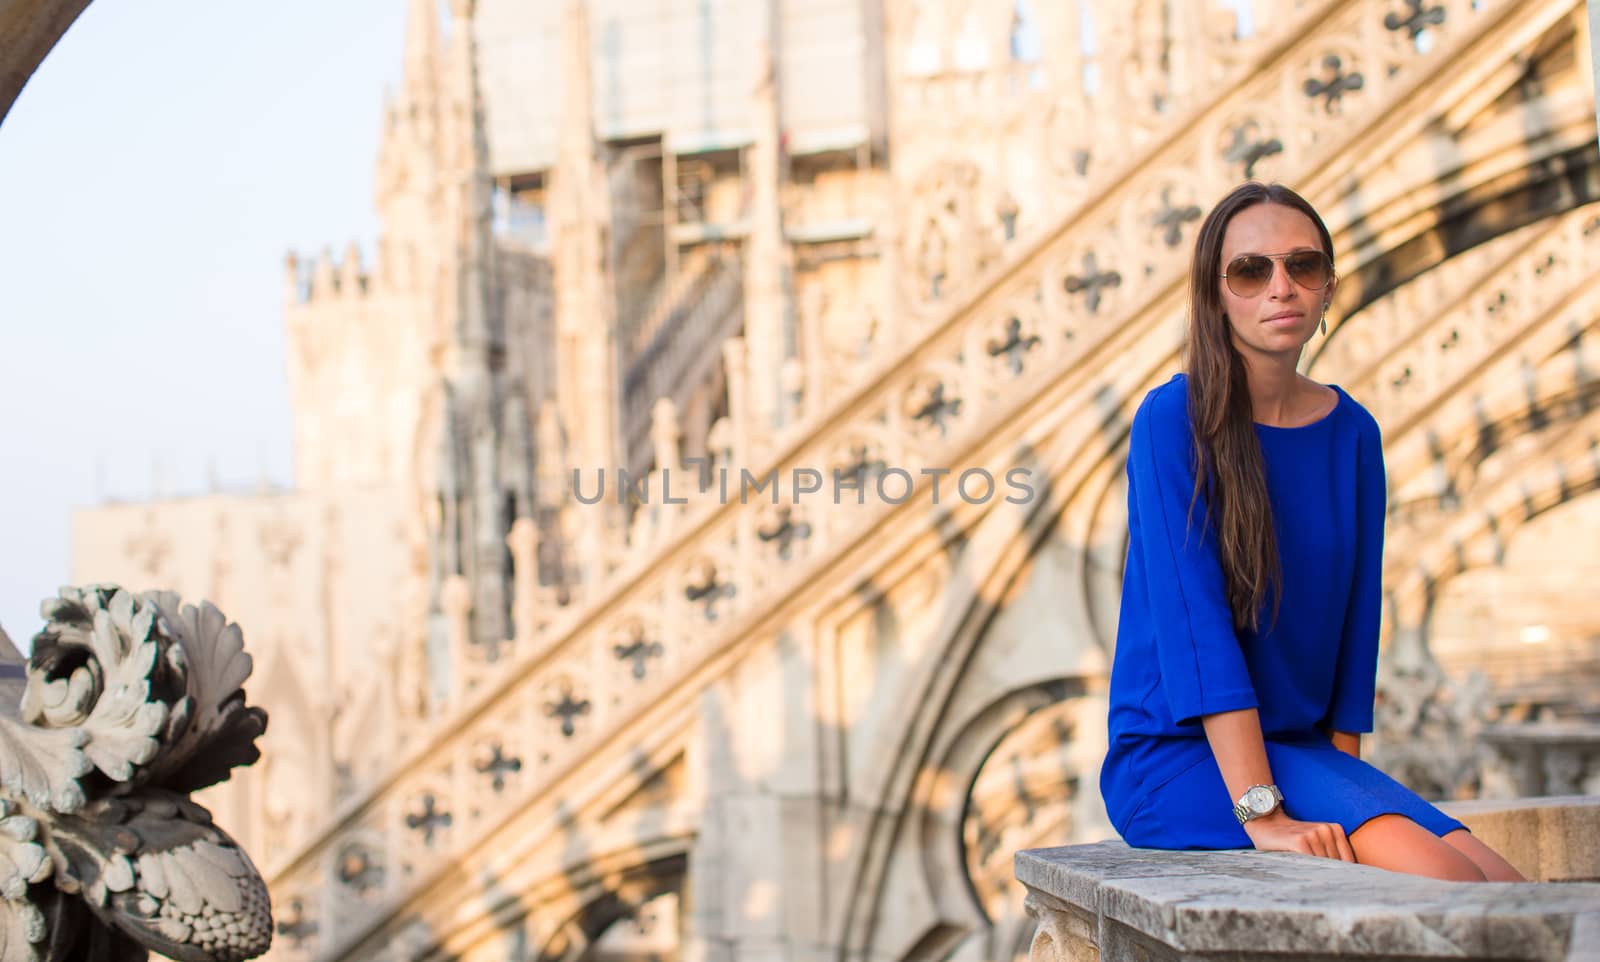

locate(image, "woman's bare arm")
(1329, 730), (1360, 759)
(1200, 707), (1275, 801)
(1202, 708), (1356, 860)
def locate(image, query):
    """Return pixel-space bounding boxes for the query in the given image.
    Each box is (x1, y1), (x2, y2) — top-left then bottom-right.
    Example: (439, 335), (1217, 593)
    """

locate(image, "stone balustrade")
(1481, 723), (1600, 798)
(1016, 795), (1600, 961)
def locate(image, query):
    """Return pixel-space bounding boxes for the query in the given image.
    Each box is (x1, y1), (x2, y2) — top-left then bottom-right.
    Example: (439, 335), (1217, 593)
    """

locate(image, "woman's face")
(1217, 202), (1335, 361)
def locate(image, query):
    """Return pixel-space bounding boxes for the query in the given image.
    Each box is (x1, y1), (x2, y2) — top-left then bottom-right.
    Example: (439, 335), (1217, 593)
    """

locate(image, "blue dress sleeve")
(1323, 412), (1386, 733)
(1129, 392), (1259, 727)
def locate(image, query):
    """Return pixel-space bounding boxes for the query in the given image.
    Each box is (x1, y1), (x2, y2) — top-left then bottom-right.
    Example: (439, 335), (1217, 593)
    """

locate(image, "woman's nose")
(1267, 261), (1297, 298)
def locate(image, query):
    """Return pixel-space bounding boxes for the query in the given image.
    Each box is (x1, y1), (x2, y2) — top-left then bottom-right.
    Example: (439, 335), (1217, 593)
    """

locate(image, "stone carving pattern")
(895, 0), (1281, 207)
(1352, 222), (1598, 439)
(1368, 649), (1497, 799)
(1386, 381), (1600, 613)
(612, 626), (664, 682)
(544, 682), (592, 738)
(1309, 220), (1533, 481)
(268, 0), (1507, 944)
(0, 585), (271, 962)
(334, 842), (384, 897)
(1312, 205), (1600, 595)
(1304, 54), (1366, 112)
(473, 743), (522, 792)
(755, 506), (814, 563)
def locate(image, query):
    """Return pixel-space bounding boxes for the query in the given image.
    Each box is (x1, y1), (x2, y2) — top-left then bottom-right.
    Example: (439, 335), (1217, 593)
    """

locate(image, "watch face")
(1246, 786), (1276, 813)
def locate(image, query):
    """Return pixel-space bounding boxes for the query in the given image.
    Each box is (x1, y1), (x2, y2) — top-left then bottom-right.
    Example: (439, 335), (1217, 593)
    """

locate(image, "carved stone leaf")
(0, 896), (46, 962)
(0, 802), (50, 962)
(21, 587), (178, 793)
(139, 594), (266, 794)
(0, 717), (91, 814)
(52, 792), (271, 962)
(79, 600), (168, 782)
(0, 807), (52, 899)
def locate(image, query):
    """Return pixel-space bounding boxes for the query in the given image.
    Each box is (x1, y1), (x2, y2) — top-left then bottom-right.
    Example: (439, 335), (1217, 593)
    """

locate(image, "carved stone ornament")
(0, 585), (271, 961)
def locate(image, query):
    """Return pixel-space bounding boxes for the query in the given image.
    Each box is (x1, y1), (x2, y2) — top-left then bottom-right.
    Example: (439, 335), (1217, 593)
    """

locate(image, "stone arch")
(950, 689), (1102, 925)
(918, 680), (1088, 927)
(250, 644), (330, 861)
(0, 0), (92, 125)
(331, 671), (396, 798)
(827, 404), (1134, 959)
(530, 852), (686, 962)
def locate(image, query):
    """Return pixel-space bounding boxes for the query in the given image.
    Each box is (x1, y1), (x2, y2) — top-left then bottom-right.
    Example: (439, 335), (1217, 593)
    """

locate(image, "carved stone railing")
(1317, 205), (1600, 511)
(1017, 795), (1600, 962)
(1480, 723), (1600, 799)
(265, 0), (1559, 955)
(0, 586), (272, 961)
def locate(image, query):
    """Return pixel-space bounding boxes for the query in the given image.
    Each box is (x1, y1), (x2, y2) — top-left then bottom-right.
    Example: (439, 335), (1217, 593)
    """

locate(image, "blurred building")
(69, 0), (1600, 959)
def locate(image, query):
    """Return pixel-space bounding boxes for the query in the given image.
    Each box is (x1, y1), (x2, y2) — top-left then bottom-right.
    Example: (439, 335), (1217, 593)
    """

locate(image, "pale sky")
(0, 0), (408, 643)
(0, 1), (1265, 646)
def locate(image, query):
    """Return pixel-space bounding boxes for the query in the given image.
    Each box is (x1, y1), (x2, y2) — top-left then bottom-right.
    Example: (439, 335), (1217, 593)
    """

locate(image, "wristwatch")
(1232, 784), (1283, 825)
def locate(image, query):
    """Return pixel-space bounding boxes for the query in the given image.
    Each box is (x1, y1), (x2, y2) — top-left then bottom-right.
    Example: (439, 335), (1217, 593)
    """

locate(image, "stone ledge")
(1015, 795), (1600, 961)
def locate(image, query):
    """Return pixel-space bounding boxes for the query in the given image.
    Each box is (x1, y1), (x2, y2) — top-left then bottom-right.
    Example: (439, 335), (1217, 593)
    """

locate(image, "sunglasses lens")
(1225, 255), (1272, 296)
(1286, 251), (1331, 289)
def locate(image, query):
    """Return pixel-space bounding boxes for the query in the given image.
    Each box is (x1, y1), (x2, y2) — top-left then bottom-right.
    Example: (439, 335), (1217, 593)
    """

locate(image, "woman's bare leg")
(1441, 829), (1528, 881)
(1348, 814), (1486, 881)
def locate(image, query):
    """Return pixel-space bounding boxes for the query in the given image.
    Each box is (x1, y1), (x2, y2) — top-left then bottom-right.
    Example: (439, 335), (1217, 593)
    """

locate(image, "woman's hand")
(1241, 811), (1356, 861)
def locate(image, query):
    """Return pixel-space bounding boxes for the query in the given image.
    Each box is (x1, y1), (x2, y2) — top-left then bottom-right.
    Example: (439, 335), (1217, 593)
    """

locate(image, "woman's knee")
(1441, 829), (1528, 882)
(1349, 814), (1487, 882)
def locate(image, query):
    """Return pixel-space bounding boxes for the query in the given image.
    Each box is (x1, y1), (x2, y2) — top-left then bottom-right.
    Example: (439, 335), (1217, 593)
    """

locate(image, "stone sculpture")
(0, 585), (271, 961)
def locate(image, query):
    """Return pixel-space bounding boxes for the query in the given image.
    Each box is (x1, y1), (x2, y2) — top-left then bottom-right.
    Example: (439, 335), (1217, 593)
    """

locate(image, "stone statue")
(0, 585), (271, 961)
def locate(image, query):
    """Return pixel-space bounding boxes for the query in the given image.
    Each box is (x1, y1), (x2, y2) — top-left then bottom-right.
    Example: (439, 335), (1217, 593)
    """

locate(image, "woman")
(1097, 182), (1524, 881)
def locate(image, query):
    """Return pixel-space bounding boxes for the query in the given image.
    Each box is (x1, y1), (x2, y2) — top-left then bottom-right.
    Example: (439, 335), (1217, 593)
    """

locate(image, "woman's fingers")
(1308, 823), (1355, 862)
(1312, 828), (1334, 860)
(1332, 824), (1356, 863)
(1247, 816), (1358, 863)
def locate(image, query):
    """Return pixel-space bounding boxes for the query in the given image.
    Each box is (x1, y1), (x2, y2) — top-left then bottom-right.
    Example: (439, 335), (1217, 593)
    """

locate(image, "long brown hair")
(1184, 182), (1335, 633)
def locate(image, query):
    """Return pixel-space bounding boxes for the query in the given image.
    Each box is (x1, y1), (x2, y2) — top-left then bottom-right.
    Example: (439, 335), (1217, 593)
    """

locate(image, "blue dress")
(1098, 373), (1465, 848)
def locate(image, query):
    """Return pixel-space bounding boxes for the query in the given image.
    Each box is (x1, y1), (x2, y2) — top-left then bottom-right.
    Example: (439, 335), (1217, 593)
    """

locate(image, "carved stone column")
(721, 337), (751, 472)
(441, 573), (473, 701)
(741, 40), (796, 442)
(506, 517), (539, 647)
(680, 627), (837, 962)
(549, 0), (626, 583)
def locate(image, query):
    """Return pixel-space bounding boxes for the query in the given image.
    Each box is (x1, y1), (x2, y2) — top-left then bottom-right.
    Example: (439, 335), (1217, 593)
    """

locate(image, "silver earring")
(1320, 304), (1329, 336)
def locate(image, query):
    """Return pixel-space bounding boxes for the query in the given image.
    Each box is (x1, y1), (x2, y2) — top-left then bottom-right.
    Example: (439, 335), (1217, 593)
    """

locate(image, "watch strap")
(1233, 784), (1283, 825)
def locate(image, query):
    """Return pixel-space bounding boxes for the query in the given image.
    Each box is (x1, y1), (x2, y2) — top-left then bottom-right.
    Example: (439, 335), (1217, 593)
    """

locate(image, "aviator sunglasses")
(1219, 249), (1333, 298)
